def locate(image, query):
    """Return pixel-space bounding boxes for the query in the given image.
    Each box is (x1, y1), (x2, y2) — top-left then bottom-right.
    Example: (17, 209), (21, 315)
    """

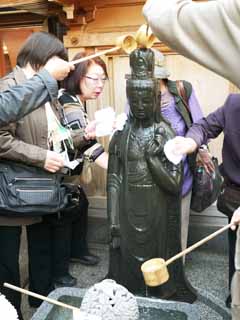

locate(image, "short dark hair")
(62, 52), (108, 95)
(17, 31), (68, 71)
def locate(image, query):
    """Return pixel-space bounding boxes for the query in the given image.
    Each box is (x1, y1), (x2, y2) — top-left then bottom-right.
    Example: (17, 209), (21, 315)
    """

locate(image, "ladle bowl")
(141, 258), (169, 287)
(135, 24), (157, 48)
(115, 34), (138, 54)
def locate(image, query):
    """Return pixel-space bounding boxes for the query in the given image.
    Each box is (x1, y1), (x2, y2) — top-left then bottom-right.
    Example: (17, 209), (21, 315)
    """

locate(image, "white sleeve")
(143, 0), (240, 87)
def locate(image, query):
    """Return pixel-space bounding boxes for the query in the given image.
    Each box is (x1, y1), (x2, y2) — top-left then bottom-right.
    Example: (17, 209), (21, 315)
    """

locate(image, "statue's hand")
(146, 127), (166, 157)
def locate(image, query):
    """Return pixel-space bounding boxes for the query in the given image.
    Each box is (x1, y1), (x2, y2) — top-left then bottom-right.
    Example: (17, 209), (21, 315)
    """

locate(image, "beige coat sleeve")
(0, 79), (47, 167)
(0, 122), (47, 168)
(143, 0), (240, 87)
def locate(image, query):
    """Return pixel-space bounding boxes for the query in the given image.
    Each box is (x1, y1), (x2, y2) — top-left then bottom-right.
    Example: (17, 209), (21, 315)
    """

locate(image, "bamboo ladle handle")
(166, 222), (233, 266)
(4, 282), (80, 312)
(71, 47), (120, 65)
(70, 34), (137, 65)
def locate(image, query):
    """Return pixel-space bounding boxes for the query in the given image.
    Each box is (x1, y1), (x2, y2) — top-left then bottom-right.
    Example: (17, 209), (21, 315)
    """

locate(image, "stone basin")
(31, 287), (202, 320)
(31, 287), (231, 320)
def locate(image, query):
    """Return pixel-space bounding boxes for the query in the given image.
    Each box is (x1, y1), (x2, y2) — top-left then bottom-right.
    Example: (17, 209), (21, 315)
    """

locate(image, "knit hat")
(152, 48), (171, 79)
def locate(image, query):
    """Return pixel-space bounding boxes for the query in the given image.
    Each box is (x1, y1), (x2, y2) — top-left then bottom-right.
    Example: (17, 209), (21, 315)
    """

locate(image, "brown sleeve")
(0, 78), (47, 167)
(0, 122), (47, 168)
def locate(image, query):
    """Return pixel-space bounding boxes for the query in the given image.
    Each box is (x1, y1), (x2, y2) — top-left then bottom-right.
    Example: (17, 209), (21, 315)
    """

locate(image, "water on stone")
(139, 306), (187, 320)
(44, 296), (187, 320)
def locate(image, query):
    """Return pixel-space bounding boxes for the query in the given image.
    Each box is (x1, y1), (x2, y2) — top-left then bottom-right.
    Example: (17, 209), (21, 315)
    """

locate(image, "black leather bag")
(190, 157), (222, 212)
(0, 160), (78, 217)
(217, 181), (240, 218)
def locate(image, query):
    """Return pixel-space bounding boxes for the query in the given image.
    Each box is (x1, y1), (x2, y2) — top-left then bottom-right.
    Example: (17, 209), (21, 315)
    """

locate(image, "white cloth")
(95, 107), (127, 137)
(164, 138), (183, 165)
(95, 107), (115, 137)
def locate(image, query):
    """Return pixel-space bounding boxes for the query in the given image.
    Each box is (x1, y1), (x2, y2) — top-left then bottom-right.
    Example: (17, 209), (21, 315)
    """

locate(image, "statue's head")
(127, 47), (161, 123)
(127, 79), (159, 122)
(129, 48), (154, 79)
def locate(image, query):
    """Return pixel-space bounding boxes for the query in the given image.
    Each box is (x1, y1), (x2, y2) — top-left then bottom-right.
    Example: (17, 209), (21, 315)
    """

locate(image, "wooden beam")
(62, 3), (74, 19)
(0, 0), (45, 7)
(0, 0), (64, 17)
(72, 0), (144, 10)
(0, 13), (45, 28)
(48, 0), (74, 4)
(70, 0), (208, 11)
(64, 31), (136, 48)
(64, 30), (175, 55)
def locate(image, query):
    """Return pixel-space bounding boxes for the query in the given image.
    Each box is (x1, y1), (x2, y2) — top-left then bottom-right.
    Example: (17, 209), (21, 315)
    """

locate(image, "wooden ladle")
(70, 23), (157, 66)
(141, 223), (233, 287)
(71, 34), (137, 65)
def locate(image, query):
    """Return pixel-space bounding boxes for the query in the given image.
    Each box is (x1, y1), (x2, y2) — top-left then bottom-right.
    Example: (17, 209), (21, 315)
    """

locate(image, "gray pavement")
(22, 243), (231, 320)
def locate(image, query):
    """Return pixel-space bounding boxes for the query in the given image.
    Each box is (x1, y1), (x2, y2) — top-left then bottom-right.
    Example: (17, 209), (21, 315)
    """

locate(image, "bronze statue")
(107, 48), (197, 303)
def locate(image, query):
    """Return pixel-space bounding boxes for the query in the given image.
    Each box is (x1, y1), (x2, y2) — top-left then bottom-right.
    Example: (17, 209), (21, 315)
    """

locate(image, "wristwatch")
(199, 144), (208, 151)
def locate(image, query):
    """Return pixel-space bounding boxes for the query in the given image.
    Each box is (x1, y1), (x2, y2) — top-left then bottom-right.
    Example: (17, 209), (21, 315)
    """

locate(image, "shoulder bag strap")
(176, 80), (191, 116)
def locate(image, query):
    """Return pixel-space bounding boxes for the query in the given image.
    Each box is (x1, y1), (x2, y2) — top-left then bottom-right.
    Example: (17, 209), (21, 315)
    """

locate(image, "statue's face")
(129, 86), (156, 120)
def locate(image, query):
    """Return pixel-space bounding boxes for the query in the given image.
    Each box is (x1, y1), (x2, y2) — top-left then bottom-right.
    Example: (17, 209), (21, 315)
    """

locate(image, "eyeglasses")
(84, 75), (107, 85)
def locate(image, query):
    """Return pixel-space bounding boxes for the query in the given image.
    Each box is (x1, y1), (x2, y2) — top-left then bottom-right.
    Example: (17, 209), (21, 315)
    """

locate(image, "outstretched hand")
(230, 207), (240, 230)
(44, 56), (75, 81)
(198, 147), (215, 175)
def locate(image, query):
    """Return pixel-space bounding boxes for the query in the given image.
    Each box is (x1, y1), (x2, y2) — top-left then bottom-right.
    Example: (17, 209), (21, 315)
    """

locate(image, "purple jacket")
(186, 94), (240, 185)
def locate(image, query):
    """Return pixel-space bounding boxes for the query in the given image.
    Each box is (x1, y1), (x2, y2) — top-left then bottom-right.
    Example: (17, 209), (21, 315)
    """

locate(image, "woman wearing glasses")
(50, 53), (109, 287)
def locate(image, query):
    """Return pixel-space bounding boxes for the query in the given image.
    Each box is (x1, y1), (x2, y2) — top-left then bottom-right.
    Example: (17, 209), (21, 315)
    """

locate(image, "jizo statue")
(107, 48), (197, 303)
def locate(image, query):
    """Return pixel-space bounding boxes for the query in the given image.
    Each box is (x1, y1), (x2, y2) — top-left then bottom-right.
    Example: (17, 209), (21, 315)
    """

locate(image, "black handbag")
(0, 160), (78, 217)
(217, 180), (240, 218)
(190, 157), (222, 212)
